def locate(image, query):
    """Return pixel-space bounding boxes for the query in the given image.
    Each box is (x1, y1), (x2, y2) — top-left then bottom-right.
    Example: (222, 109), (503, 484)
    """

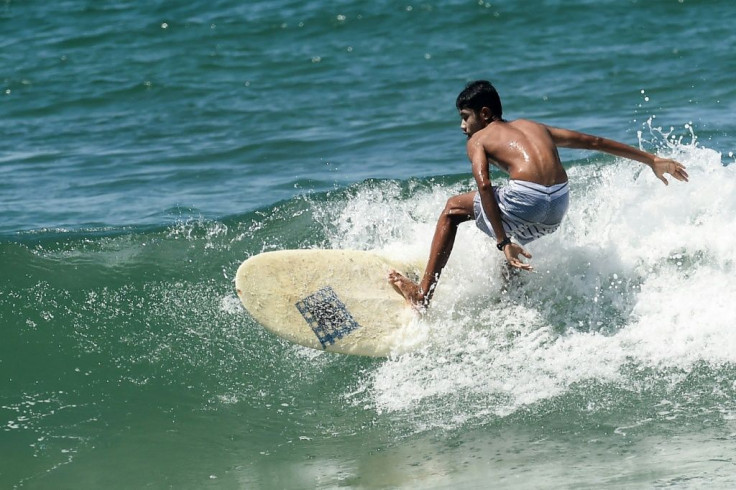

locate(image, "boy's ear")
(479, 107), (492, 122)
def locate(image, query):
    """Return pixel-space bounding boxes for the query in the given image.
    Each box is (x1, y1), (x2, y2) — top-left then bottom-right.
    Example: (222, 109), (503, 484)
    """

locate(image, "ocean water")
(3, 0), (736, 488)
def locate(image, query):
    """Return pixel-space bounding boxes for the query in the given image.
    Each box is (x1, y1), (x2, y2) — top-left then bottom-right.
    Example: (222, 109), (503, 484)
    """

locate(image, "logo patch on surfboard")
(295, 286), (361, 348)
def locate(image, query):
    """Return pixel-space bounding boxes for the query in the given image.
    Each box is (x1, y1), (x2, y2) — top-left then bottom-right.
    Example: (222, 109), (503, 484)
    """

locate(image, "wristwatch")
(496, 236), (512, 251)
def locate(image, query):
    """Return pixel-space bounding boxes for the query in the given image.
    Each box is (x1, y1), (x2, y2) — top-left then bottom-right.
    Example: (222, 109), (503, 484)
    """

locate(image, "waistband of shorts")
(508, 179), (569, 196)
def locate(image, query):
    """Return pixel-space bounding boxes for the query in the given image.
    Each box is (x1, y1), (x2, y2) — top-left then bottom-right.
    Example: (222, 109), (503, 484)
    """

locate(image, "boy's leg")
(389, 191), (476, 307)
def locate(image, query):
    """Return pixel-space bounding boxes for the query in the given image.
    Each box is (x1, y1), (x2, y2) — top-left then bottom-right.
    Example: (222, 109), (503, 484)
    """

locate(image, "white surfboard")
(235, 249), (425, 357)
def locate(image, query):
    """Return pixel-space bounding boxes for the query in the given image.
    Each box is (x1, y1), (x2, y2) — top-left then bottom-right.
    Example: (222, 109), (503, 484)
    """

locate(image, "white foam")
(325, 140), (736, 431)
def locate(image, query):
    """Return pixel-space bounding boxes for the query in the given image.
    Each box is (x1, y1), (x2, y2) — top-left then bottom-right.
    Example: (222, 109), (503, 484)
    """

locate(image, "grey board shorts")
(473, 180), (569, 245)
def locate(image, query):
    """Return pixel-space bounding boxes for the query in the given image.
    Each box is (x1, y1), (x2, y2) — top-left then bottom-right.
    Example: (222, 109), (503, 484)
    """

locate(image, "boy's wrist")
(496, 236), (512, 251)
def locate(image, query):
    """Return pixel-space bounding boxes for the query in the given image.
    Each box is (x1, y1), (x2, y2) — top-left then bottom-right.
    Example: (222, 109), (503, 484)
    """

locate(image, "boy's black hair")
(455, 80), (503, 120)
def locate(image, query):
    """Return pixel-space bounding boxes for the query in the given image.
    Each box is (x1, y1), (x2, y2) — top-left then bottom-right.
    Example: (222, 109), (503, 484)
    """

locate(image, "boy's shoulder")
(508, 118), (546, 128)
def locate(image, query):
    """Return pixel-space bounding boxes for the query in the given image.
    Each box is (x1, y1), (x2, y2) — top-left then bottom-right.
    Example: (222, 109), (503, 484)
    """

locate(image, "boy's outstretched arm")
(545, 126), (689, 185)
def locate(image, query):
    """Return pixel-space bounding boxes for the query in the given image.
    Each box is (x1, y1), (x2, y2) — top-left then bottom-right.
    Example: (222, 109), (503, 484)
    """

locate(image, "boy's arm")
(545, 126), (689, 185)
(468, 138), (532, 270)
(468, 139), (504, 242)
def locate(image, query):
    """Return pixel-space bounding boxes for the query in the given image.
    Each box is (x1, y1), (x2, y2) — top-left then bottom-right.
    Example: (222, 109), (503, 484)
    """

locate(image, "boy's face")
(459, 108), (488, 138)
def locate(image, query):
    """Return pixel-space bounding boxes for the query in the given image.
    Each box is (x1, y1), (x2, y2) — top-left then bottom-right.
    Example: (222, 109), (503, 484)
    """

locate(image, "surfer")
(389, 80), (689, 308)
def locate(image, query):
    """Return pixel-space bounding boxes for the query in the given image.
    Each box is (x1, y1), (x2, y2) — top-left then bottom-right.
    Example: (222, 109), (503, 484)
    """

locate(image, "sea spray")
(336, 141), (736, 433)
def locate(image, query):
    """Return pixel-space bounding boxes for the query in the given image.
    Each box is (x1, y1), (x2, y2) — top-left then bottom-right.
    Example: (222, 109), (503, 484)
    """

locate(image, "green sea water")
(3, 0), (736, 488)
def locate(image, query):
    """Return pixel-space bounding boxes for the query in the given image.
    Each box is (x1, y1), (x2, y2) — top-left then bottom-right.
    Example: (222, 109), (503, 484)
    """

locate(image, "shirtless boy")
(389, 80), (689, 308)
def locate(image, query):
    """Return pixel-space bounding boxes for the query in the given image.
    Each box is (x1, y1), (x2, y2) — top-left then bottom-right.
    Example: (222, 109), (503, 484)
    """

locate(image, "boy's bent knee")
(442, 195), (474, 222)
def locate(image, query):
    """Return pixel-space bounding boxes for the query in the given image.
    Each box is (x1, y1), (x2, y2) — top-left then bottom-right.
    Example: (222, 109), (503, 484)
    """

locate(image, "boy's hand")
(504, 243), (533, 271)
(651, 157), (689, 185)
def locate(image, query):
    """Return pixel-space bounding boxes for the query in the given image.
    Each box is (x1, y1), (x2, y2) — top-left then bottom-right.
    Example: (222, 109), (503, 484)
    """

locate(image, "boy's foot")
(388, 269), (427, 310)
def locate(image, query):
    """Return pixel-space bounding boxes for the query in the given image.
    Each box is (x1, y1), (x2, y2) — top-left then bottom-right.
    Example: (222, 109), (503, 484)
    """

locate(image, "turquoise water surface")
(3, 0), (736, 488)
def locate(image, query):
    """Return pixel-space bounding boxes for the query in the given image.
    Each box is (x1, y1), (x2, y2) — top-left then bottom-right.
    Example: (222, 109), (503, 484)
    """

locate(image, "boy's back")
(468, 119), (568, 187)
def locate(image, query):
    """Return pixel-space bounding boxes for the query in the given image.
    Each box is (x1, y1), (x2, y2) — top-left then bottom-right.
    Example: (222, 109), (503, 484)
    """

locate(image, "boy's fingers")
(514, 261), (533, 271)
